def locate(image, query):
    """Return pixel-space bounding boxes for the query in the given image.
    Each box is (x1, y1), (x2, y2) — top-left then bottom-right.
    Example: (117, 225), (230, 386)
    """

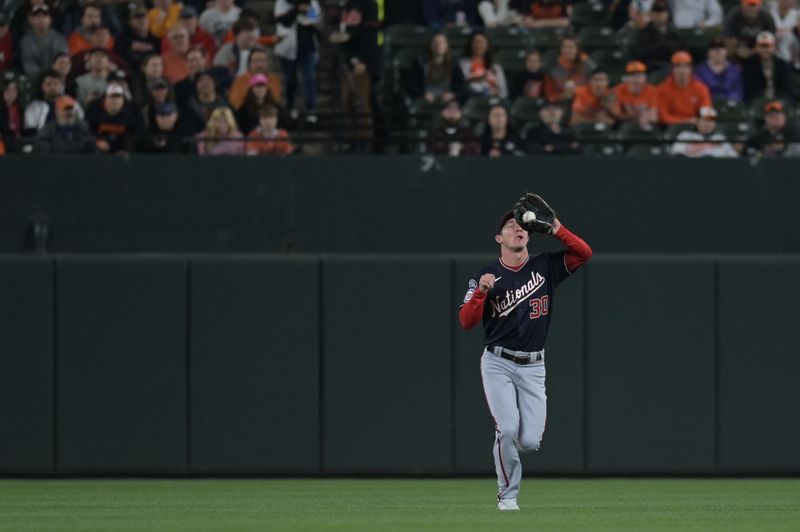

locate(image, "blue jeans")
(281, 52), (318, 112)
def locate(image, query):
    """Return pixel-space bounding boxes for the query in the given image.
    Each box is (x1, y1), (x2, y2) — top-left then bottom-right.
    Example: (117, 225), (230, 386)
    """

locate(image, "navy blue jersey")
(462, 251), (571, 352)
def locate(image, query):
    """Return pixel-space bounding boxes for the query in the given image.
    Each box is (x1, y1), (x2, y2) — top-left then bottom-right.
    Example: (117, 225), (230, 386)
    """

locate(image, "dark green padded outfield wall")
(1, 255), (798, 476)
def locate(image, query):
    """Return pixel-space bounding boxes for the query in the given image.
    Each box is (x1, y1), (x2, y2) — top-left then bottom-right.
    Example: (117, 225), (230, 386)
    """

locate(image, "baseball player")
(459, 199), (592, 511)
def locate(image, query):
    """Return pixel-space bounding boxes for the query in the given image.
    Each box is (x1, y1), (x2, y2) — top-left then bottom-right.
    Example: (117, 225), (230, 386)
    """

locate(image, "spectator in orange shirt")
(246, 105), (294, 155)
(228, 48), (282, 110)
(571, 70), (619, 126)
(615, 61), (659, 128)
(656, 51), (712, 124)
(544, 36), (594, 102)
(520, 0), (572, 29)
(148, 0), (183, 39)
(68, 3), (114, 55)
(162, 25), (191, 83)
(161, 7), (216, 60)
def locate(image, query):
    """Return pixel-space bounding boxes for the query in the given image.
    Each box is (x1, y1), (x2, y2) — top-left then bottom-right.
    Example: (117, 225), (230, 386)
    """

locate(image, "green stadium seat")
(443, 26), (471, 51)
(529, 27), (568, 50)
(626, 143), (668, 156)
(663, 123), (695, 140)
(571, 2), (611, 28)
(647, 69), (670, 86)
(573, 121), (615, 143)
(716, 121), (755, 142)
(406, 98), (444, 129)
(583, 143), (623, 156)
(486, 26), (533, 50)
(495, 48), (529, 73)
(385, 24), (431, 51)
(713, 98), (749, 122)
(463, 96), (503, 124)
(677, 28), (713, 54)
(590, 49), (629, 75)
(577, 26), (617, 50)
(617, 122), (664, 144)
(519, 120), (542, 140)
(392, 48), (421, 72)
(511, 97), (546, 130)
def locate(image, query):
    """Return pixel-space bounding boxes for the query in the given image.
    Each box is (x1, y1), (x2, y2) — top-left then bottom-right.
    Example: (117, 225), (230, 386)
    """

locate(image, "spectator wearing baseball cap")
(139, 101), (188, 153)
(246, 105), (294, 156)
(85, 83), (144, 153)
(20, 4), (69, 78)
(571, 70), (620, 127)
(742, 31), (794, 102)
(694, 37), (744, 102)
(142, 77), (174, 128)
(228, 48), (282, 110)
(148, 0), (183, 39)
(24, 70), (86, 134)
(525, 101), (581, 155)
(670, 106), (739, 158)
(615, 61), (659, 128)
(236, 73), (283, 134)
(724, 0), (776, 60)
(745, 100), (800, 155)
(34, 95), (96, 154)
(428, 99), (480, 157)
(656, 51), (712, 125)
(633, 0), (685, 72)
(116, 4), (161, 71)
(0, 12), (13, 72)
(160, 6), (216, 60)
(670, 0), (724, 30)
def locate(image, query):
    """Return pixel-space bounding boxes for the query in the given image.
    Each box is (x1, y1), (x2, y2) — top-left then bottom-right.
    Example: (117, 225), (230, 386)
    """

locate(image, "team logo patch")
(469, 279), (477, 289)
(464, 289), (475, 303)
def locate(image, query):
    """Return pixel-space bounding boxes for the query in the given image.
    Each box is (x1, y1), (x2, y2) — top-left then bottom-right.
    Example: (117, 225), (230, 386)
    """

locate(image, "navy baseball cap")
(180, 6), (198, 18)
(156, 102), (177, 115)
(497, 210), (515, 234)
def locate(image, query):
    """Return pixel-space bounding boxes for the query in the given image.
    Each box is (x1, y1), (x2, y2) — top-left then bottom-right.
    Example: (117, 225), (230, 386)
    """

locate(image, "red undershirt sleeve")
(555, 225), (593, 273)
(459, 289), (486, 330)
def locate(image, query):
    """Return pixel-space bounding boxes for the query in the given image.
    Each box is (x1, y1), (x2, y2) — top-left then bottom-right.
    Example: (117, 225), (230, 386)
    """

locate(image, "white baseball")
(522, 211), (537, 223)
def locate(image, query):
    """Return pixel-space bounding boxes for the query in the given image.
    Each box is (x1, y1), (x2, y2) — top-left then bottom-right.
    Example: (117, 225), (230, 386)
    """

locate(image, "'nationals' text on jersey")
(462, 251), (571, 352)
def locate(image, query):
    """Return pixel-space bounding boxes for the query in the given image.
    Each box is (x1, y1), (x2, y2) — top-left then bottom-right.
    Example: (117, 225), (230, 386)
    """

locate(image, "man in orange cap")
(656, 51), (712, 125)
(34, 95), (96, 154)
(724, 0), (776, 59)
(745, 100), (800, 155)
(571, 70), (619, 126)
(742, 31), (794, 102)
(615, 61), (659, 128)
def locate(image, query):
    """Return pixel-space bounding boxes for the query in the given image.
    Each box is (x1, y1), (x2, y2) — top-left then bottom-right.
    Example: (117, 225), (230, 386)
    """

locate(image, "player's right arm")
(458, 273), (495, 330)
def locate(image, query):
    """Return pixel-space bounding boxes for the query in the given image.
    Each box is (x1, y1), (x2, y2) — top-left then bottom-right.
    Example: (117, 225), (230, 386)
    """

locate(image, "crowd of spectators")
(1, 0), (800, 157)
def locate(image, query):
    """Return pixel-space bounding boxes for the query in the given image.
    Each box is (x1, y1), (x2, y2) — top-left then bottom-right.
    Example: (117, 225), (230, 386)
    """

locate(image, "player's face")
(496, 219), (529, 251)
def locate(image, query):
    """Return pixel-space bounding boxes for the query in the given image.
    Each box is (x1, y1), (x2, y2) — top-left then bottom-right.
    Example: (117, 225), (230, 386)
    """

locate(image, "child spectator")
(274, 0), (322, 122)
(634, 0), (684, 72)
(571, 70), (619, 126)
(213, 19), (259, 77)
(163, 25), (191, 83)
(246, 105), (294, 155)
(20, 4), (68, 78)
(0, 13), (13, 72)
(161, 7), (216, 60)
(742, 31), (794, 102)
(196, 106), (244, 155)
(428, 99), (480, 156)
(525, 100), (580, 154)
(228, 48), (282, 110)
(67, 3), (114, 56)
(480, 103), (523, 156)
(671, 106), (739, 157)
(148, 0), (183, 40)
(656, 51), (711, 124)
(131, 53), (165, 105)
(0, 77), (23, 148)
(404, 32), (465, 103)
(34, 95), (96, 154)
(116, 4), (161, 70)
(459, 31), (508, 99)
(670, 0), (723, 30)
(422, 0), (480, 30)
(770, 0), (800, 65)
(519, 0), (572, 29)
(510, 49), (545, 100)
(142, 78), (173, 128)
(544, 36), (594, 102)
(614, 61), (659, 128)
(745, 99), (800, 155)
(24, 70), (85, 133)
(75, 48), (111, 106)
(199, 0), (242, 45)
(85, 83), (143, 153)
(139, 101), (187, 153)
(725, 0), (776, 60)
(181, 69), (230, 134)
(236, 73), (281, 134)
(478, 0), (522, 28)
(694, 37), (745, 102)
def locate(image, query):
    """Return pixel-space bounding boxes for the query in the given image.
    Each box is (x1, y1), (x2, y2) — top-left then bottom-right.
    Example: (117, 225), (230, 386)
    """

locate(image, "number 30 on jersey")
(529, 295), (549, 319)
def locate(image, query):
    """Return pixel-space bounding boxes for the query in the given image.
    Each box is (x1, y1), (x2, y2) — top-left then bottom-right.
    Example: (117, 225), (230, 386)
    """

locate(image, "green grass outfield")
(1, 478), (798, 531)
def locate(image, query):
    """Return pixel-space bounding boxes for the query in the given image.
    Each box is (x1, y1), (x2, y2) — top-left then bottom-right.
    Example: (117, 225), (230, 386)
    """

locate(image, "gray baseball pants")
(480, 349), (547, 501)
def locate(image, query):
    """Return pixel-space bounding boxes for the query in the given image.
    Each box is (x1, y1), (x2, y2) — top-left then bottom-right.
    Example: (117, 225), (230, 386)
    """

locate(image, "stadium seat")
(392, 48), (420, 72)
(495, 49), (529, 73)
(713, 98), (750, 122)
(626, 143), (668, 156)
(463, 96), (502, 124)
(583, 143), (623, 156)
(663, 123), (695, 140)
(577, 27), (617, 50)
(677, 28), (713, 59)
(511, 97), (546, 130)
(573, 122), (615, 143)
(406, 98), (444, 129)
(519, 121), (542, 140)
(385, 24), (430, 51)
(571, 2), (611, 29)
(486, 26), (533, 50)
(647, 69), (670, 85)
(529, 27), (568, 50)
(590, 49), (629, 75)
(617, 122), (664, 144)
(443, 26), (471, 51)
(716, 121), (754, 142)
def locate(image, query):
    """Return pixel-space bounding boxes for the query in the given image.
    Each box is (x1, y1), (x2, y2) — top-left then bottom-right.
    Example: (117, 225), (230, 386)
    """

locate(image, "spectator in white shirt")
(199, 0), (243, 44)
(769, 0), (800, 64)
(669, 0), (724, 29)
(671, 106), (739, 158)
(477, 0), (521, 28)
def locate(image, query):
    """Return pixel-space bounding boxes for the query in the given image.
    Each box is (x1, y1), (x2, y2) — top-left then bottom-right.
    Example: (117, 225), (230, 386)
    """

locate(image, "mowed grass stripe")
(0, 479), (798, 531)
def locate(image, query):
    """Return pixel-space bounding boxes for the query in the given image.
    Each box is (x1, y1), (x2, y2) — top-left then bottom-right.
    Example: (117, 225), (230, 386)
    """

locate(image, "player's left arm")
(552, 218), (592, 273)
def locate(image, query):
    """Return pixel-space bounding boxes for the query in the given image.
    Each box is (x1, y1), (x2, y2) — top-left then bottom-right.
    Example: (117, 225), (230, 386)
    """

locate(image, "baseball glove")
(514, 192), (557, 234)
